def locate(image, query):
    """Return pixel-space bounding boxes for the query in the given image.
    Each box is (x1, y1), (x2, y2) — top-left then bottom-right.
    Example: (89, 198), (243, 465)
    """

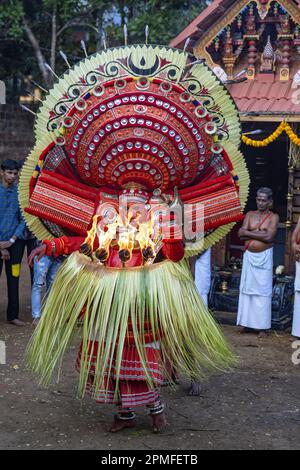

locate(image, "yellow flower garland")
(242, 121), (300, 147)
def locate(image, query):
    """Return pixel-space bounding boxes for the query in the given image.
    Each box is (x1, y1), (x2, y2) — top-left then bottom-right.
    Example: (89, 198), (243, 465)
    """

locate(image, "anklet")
(147, 400), (165, 416)
(117, 407), (136, 420)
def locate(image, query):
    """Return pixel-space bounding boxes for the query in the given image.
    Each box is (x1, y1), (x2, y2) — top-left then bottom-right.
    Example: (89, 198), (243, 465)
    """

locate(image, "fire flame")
(84, 214), (99, 247)
(84, 209), (161, 264)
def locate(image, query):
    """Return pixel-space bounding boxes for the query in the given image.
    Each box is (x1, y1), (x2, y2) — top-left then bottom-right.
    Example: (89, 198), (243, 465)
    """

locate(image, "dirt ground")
(1, 259), (300, 450)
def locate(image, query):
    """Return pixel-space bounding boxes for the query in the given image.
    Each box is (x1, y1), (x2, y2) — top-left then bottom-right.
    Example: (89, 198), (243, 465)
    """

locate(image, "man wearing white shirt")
(291, 216), (300, 339)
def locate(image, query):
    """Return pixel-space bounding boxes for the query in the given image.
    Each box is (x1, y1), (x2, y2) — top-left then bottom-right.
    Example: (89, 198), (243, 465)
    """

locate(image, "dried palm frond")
(26, 252), (236, 399)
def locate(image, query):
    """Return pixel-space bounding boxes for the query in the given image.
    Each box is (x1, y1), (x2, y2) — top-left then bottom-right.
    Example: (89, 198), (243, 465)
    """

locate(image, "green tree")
(0, 0), (207, 94)
(103, 0), (205, 46)
(0, 0), (101, 88)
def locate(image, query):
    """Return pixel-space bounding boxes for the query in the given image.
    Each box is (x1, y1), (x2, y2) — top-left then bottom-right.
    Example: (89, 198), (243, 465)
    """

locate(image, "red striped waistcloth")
(76, 340), (164, 407)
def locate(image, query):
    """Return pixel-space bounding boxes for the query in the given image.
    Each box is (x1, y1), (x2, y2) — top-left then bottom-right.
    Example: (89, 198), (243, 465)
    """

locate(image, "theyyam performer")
(20, 37), (249, 432)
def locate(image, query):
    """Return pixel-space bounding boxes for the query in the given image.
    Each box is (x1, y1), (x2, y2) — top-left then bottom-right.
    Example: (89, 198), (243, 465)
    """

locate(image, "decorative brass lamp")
(285, 220), (292, 229)
(219, 271), (232, 293)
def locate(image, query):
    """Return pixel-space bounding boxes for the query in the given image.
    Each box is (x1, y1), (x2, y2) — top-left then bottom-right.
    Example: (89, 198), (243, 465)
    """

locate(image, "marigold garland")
(242, 121), (300, 147)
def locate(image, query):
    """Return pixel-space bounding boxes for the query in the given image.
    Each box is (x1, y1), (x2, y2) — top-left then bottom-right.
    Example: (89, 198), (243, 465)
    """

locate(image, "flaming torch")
(80, 215), (99, 258)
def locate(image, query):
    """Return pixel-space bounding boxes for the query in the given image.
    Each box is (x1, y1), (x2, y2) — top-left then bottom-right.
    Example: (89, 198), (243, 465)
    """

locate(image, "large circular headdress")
(20, 44), (249, 255)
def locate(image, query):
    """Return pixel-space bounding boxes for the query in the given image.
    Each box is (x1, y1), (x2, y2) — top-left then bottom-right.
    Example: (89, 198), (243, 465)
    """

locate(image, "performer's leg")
(109, 406), (136, 433)
(147, 398), (167, 433)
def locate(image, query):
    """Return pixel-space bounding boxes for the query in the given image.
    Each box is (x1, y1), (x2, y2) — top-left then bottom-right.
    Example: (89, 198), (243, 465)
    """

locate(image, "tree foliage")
(0, 0), (207, 100)
(104, 0), (204, 46)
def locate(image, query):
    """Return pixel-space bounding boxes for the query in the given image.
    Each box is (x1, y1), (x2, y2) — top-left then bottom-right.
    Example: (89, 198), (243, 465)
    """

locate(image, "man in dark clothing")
(17, 159), (36, 284)
(0, 159), (26, 326)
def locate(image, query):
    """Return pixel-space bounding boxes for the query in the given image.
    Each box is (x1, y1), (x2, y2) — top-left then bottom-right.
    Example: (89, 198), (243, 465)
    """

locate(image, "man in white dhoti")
(237, 188), (279, 336)
(187, 249), (211, 395)
(291, 217), (300, 339)
(195, 248), (212, 307)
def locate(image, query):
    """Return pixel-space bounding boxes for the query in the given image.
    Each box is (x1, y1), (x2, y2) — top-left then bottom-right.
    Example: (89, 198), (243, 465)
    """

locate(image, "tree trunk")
(23, 17), (53, 88)
(96, 9), (103, 51)
(118, 0), (126, 26)
(50, 5), (57, 73)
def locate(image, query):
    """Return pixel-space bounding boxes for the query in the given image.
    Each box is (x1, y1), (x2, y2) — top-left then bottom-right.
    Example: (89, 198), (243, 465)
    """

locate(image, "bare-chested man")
(237, 187), (279, 336)
(291, 217), (300, 339)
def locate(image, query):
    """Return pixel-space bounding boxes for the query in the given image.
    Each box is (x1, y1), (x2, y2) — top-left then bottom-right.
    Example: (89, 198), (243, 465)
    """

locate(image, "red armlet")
(42, 236), (85, 256)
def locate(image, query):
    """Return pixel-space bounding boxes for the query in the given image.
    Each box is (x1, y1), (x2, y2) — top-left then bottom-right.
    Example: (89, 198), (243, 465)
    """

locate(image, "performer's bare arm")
(292, 217), (300, 258)
(28, 236), (85, 267)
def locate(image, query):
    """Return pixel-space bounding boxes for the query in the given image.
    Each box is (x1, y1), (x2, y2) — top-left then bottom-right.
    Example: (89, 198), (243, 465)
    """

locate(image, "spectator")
(194, 248), (212, 307)
(188, 249), (212, 397)
(237, 188), (279, 336)
(31, 247), (63, 326)
(291, 216), (300, 339)
(17, 159), (36, 284)
(0, 159), (26, 326)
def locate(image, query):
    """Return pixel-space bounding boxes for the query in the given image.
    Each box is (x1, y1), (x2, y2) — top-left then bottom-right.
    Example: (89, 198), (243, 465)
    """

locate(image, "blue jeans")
(31, 256), (62, 319)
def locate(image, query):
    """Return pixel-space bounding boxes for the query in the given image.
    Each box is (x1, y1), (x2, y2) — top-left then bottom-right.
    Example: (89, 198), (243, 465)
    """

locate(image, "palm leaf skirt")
(26, 252), (236, 400)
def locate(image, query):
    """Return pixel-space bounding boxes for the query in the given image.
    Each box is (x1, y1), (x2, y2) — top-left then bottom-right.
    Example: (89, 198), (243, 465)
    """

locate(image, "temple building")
(171, 0), (300, 273)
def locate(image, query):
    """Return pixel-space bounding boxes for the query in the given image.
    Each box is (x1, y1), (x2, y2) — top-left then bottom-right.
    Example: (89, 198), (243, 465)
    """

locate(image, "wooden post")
(285, 164), (294, 273)
(211, 237), (227, 269)
(286, 126), (300, 273)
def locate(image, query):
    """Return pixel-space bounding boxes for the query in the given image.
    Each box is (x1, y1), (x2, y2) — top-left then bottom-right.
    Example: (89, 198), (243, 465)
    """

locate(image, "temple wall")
(0, 105), (35, 164)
